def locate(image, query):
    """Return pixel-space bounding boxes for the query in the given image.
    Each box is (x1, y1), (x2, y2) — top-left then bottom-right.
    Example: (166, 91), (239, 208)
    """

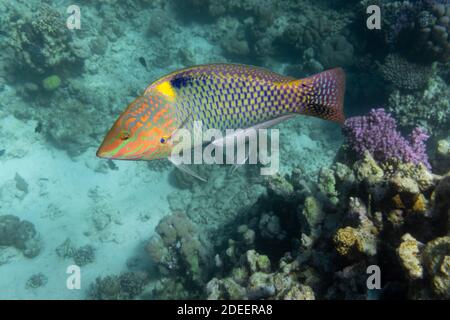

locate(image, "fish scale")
(169, 65), (301, 131)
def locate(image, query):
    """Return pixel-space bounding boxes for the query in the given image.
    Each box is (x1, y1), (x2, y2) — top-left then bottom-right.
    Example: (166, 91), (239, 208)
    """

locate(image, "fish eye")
(120, 130), (130, 140)
(160, 136), (170, 144)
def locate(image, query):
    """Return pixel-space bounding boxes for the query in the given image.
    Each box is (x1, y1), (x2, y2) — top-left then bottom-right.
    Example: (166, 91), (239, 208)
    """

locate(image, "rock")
(301, 196), (324, 228)
(247, 272), (275, 299)
(206, 277), (246, 300)
(266, 174), (294, 199)
(353, 153), (384, 184)
(245, 250), (271, 273)
(434, 139), (450, 173)
(14, 173), (29, 194)
(434, 175), (450, 216)
(422, 236), (450, 298)
(390, 175), (420, 195)
(318, 167), (338, 204)
(231, 267), (249, 286)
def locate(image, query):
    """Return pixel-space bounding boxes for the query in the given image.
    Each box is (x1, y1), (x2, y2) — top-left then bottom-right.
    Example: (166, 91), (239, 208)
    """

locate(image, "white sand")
(0, 114), (173, 299)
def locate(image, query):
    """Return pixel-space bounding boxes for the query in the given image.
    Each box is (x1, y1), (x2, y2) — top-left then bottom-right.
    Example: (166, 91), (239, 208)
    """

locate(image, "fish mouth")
(96, 147), (110, 159)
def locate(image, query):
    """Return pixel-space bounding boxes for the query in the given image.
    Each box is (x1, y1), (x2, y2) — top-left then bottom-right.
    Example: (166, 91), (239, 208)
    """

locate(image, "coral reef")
(146, 212), (212, 297)
(365, 0), (450, 64)
(0, 215), (41, 258)
(0, 0), (449, 301)
(167, 166), (266, 239)
(5, 3), (83, 78)
(322, 158), (447, 299)
(412, 2), (450, 64)
(318, 35), (355, 69)
(88, 271), (149, 300)
(380, 54), (432, 91)
(387, 74), (450, 137)
(56, 238), (95, 266)
(147, 149), (449, 299)
(26, 273), (48, 289)
(207, 251), (315, 300)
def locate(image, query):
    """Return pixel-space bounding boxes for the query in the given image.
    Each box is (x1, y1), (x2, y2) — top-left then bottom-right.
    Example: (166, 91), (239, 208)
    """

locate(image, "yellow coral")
(392, 194), (406, 209)
(397, 234), (423, 280)
(412, 194), (427, 213)
(333, 227), (363, 257)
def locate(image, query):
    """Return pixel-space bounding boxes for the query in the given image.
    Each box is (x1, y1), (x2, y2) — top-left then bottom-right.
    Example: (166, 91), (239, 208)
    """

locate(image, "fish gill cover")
(0, 0), (448, 301)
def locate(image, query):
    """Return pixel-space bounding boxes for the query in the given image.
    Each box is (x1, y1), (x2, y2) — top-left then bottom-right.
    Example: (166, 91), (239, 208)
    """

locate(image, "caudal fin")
(292, 68), (346, 124)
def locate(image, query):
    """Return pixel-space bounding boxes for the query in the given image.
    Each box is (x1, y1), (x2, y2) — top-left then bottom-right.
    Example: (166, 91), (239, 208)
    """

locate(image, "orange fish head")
(96, 94), (177, 161)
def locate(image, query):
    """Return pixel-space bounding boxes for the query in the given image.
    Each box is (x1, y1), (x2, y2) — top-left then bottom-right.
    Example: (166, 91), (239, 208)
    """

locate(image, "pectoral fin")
(212, 115), (295, 148)
(168, 156), (207, 182)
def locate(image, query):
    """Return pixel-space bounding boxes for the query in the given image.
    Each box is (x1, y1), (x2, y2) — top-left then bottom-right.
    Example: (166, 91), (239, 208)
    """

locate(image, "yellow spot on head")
(156, 81), (176, 100)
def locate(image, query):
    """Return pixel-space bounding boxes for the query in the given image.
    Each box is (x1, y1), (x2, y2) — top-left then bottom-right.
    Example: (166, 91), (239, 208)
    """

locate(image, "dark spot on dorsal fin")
(170, 74), (193, 89)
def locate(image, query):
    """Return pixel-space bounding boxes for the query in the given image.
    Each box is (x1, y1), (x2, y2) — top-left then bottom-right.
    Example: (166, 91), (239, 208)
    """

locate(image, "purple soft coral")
(343, 108), (431, 169)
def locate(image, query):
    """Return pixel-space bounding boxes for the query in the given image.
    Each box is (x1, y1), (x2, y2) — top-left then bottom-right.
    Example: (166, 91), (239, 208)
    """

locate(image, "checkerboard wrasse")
(97, 63), (346, 161)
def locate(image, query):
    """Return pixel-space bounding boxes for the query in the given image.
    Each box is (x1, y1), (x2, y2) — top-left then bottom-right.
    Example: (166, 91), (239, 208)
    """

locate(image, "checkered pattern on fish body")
(168, 66), (299, 131)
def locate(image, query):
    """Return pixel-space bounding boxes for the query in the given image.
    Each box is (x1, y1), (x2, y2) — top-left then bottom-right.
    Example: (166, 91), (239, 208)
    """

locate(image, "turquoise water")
(0, 0), (449, 300)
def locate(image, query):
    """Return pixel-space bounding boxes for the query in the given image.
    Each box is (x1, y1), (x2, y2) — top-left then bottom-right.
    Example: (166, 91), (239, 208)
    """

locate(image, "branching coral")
(8, 4), (82, 76)
(343, 108), (431, 169)
(88, 271), (149, 300)
(380, 54), (432, 91)
(55, 238), (95, 266)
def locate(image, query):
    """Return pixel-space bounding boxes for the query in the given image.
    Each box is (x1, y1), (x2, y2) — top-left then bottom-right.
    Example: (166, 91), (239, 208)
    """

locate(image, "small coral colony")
(0, 0), (449, 300)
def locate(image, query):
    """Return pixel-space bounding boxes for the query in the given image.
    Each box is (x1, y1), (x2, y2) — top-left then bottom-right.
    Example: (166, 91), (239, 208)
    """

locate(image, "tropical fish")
(96, 63), (345, 162)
